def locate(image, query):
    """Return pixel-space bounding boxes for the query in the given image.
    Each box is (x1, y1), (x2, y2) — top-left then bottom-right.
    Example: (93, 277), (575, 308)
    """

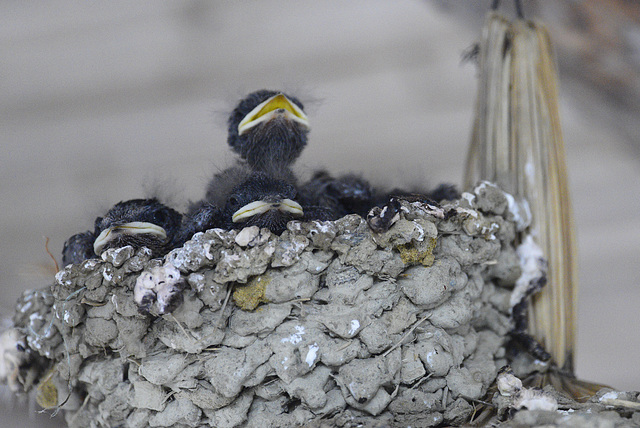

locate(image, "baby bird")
(227, 90), (310, 172)
(298, 170), (375, 219)
(222, 171), (305, 234)
(190, 165), (332, 235)
(62, 198), (184, 265)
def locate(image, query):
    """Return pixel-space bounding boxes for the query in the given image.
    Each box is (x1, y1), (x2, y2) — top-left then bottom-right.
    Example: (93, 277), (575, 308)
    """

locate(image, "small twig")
(463, 396), (496, 407)
(67, 394), (90, 425)
(390, 383), (401, 399)
(382, 313), (430, 357)
(44, 236), (60, 273)
(162, 390), (177, 405)
(442, 386), (449, 409)
(169, 314), (195, 341)
(336, 342), (352, 352)
(409, 373), (433, 391)
(601, 397), (640, 410)
(217, 285), (233, 327)
(127, 357), (141, 367)
(469, 401), (478, 423)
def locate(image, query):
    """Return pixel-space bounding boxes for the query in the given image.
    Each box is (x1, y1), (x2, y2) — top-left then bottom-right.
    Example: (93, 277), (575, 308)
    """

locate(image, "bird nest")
(6, 184), (530, 427)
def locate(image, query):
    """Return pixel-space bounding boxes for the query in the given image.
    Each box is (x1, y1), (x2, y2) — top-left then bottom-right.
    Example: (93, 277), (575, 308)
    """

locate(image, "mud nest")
(7, 183), (620, 427)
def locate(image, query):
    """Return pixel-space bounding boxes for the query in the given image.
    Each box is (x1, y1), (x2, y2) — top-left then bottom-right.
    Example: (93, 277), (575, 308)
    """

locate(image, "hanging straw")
(464, 12), (577, 373)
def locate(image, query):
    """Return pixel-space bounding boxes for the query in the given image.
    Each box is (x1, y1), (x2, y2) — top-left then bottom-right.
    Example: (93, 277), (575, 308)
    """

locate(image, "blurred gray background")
(1, 1), (639, 426)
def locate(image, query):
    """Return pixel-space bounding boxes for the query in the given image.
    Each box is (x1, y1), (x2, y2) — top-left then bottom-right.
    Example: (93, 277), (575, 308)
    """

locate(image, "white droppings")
(305, 343), (319, 367)
(312, 221), (331, 233)
(82, 259), (99, 269)
(28, 312), (43, 323)
(18, 301), (33, 313)
(600, 391), (619, 403)
(504, 192), (531, 231)
(55, 270), (72, 286)
(220, 249), (241, 264)
(473, 181), (490, 194)
(203, 242), (215, 260)
(525, 161), (535, 182)
(461, 192), (476, 205)
(514, 388), (558, 411)
(426, 350), (435, 365)
(511, 235), (547, 308)
(497, 369), (522, 396)
(347, 382), (358, 397)
(134, 264), (183, 313)
(235, 226), (260, 247)
(456, 208), (478, 218)
(281, 325), (305, 344)
(348, 320), (360, 336)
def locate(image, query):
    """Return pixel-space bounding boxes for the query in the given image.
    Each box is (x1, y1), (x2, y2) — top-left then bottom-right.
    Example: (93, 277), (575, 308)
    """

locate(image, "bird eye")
(228, 196), (239, 208)
(152, 210), (167, 225)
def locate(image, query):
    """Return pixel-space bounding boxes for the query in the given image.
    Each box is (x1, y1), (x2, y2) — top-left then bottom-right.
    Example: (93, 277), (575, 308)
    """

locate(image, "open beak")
(237, 94), (309, 135)
(232, 198), (304, 223)
(93, 221), (167, 255)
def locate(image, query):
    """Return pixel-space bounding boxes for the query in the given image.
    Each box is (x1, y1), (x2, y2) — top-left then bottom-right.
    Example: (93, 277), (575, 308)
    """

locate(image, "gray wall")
(1, 1), (638, 425)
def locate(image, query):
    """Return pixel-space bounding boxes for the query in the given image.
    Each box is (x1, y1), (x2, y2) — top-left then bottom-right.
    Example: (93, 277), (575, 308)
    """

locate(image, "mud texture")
(4, 184), (637, 427)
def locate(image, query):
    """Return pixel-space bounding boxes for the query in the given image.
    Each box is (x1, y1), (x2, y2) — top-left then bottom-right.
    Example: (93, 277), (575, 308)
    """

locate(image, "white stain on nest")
(348, 320), (360, 336)
(306, 343), (319, 367)
(511, 235), (547, 309)
(281, 325), (305, 344)
(504, 192), (531, 231)
(461, 192), (476, 205)
(311, 221), (331, 233)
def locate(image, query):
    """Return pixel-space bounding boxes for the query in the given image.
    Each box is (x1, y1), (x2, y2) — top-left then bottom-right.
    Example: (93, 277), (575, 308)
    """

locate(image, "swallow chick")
(62, 198), (184, 265)
(227, 90), (310, 171)
(298, 170), (375, 219)
(222, 171), (307, 234)
(180, 201), (223, 239)
(187, 163), (260, 236)
(62, 231), (97, 266)
(191, 166), (335, 235)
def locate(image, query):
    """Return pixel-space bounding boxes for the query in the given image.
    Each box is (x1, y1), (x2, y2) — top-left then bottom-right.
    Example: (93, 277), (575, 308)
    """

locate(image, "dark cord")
(491, 0), (525, 19)
(514, 0), (524, 19)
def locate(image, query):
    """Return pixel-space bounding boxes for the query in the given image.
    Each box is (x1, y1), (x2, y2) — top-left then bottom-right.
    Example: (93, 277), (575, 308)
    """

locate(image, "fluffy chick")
(62, 198), (184, 265)
(227, 90), (310, 172)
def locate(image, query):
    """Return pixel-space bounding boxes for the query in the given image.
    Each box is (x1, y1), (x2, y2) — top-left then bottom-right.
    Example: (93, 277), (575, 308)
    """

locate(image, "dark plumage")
(382, 183), (460, 205)
(191, 167), (332, 235)
(299, 170), (460, 228)
(181, 201), (223, 239)
(298, 170), (375, 219)
(62, 231), (96, 266)
(227, 90), (309, 172)
(222, 171), (303, 234)
(62, 198), (185, 265)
